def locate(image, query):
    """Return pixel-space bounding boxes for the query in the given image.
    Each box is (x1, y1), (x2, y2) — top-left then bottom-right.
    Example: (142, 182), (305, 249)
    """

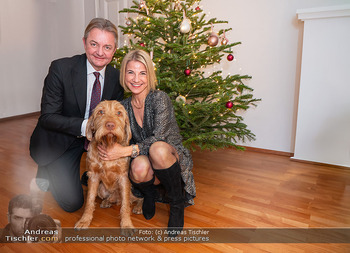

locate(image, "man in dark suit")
(29, 18), (124, 212)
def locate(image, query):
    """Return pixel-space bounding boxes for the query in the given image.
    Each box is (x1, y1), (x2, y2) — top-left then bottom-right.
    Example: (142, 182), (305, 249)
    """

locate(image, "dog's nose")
(105, 122), (115, 130)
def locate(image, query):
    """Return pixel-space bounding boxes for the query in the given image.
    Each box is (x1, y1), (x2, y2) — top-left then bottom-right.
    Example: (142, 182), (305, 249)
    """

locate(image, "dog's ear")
(86, 116), (94, 141)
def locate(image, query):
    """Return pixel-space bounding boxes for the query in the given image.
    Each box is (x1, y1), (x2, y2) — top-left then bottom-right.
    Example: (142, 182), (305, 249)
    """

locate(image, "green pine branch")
(112, 0), (261, 151)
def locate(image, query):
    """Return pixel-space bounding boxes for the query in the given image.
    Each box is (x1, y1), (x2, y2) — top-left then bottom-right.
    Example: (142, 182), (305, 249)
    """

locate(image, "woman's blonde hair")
(120, 50), (157, 93)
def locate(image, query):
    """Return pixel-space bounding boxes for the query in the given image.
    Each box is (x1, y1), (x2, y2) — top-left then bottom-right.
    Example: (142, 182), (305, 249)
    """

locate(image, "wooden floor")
(0, 114), (350, 252)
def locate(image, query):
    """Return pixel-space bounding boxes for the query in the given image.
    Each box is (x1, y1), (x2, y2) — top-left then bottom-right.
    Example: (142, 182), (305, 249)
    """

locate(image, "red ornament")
(227, 54), (234, 61)
(226, 101), (233, 109)
(195, 6), (201, 11)
(139, 42), (145, 47)
(184, 68), (191, 76)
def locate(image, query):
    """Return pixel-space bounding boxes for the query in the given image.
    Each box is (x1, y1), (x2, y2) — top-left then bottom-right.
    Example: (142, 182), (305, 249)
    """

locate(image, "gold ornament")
(139, 1), (145, 9)
(176, 95), (187, 104)
(221, 31), (228, 45)
(139, 0), (149, 15)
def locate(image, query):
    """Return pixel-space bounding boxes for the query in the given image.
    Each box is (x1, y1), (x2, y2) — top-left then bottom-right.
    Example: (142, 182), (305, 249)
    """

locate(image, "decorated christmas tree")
(112, 0), (260, 151)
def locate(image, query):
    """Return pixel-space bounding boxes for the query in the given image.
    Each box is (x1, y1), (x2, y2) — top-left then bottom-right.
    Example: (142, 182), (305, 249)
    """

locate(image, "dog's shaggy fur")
(74, 101), (141, 235)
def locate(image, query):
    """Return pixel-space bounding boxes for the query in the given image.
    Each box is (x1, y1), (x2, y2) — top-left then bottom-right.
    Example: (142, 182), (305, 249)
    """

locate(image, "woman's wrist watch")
(131, 144), (139, 158)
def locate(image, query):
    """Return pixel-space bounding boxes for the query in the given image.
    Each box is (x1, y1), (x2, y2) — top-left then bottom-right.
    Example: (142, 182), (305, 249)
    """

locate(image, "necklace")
(131, 98), (145, 109)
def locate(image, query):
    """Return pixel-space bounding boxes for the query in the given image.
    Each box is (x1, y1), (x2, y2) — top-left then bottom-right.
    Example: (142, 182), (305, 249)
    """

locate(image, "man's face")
(83, 28), (116, 71)
(8, 207), (33, 237)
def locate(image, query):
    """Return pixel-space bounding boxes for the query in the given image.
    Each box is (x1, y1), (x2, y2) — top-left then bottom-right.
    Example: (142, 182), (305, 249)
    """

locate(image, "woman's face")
(125, 60), (148, 97)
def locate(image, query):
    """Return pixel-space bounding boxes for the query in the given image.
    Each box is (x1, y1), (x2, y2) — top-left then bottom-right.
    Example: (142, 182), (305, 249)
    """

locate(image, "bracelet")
(131, 144), (139, 158)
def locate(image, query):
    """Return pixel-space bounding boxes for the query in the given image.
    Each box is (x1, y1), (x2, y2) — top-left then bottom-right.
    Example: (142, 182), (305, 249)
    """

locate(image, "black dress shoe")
(81, 171), (88, 186)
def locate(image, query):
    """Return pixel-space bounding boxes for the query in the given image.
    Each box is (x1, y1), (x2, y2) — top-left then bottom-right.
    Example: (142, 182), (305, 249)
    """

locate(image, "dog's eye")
(98, 110), (104, 115)
(116, 111), (122, 116)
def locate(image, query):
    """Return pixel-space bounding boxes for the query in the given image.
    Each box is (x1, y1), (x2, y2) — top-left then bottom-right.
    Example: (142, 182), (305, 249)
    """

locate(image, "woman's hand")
(98, 143), (126, 161)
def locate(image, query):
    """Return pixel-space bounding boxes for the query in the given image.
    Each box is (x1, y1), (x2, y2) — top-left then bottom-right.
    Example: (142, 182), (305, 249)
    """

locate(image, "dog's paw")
(100, 199), (112, 208)
(120, 219), (136, 236)
(120, 226), (137, 237)
(74, 217), (92, 230)
(132, 199), (143, 215)
(132, 205), (142, 215)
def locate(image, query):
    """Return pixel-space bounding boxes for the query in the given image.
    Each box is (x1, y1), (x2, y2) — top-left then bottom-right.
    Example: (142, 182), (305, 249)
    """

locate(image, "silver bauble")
(180, 18), (191, 33)
(126, 19), (132, 26)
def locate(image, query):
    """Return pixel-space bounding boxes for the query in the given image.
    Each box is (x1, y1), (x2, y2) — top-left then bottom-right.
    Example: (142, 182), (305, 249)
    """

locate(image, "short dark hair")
(84, 18), (118, 48)
(8, 194), (33, 215)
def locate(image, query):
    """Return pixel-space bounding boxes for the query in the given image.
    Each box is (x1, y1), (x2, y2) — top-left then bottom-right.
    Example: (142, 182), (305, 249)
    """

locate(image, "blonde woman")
(98, 50), (195, 234)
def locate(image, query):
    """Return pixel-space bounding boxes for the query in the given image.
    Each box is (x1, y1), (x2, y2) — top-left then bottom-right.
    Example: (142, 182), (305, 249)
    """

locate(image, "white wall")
(0, 0), (129, 119)
(201, 0), (350, 153)
(1, 0), (350, 156)
(91, 0), (130, 48)
(293, 6), (350, 167)
(0, 0), (85, 118)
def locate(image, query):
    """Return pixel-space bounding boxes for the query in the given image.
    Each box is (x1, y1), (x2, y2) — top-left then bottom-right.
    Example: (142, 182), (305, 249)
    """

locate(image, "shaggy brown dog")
(74, 101), (141, 235)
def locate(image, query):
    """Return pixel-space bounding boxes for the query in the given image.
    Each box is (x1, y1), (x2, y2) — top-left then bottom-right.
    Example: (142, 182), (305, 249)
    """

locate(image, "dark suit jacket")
(30, 54), (124, 166)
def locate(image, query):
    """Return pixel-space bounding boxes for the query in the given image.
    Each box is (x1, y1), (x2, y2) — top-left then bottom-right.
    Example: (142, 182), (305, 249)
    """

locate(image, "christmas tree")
(112, 0), (260, 151)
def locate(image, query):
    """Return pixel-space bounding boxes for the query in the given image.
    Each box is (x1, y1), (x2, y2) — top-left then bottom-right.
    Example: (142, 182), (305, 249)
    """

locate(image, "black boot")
(154, 161), (184, 236)
(131, 176), (156, 220)
(81, 171), (88, 186)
